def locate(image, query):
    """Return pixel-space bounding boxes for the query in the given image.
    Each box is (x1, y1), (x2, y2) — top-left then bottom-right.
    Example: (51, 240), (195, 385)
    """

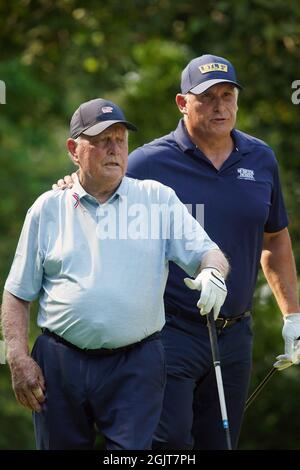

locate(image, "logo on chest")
(237, 168), (255, 181)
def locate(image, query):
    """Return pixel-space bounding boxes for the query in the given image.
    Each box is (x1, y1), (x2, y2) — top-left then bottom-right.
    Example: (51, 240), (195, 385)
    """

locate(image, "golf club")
(244, 367), (277, 412)
(245, 336), (300, 411)
(207, 310), (232, 450)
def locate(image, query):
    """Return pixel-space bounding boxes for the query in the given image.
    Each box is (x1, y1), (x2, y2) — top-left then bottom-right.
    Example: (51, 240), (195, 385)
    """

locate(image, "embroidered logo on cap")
(199, 63), (228, 74)
(102, 106), (113, 113)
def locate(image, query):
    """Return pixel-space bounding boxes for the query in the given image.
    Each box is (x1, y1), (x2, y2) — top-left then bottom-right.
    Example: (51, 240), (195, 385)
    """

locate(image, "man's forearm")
(199, 249), (229, 278)
(1, 290), (30, 364)
(261, 228), (299, 315)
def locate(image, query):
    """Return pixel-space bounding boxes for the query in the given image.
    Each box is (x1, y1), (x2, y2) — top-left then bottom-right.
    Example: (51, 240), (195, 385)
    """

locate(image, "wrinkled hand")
(52, 172), (77, 191)
(184, 267), (227, 320)
(10, 355), (46, 412)
(273, 313), (300, 371)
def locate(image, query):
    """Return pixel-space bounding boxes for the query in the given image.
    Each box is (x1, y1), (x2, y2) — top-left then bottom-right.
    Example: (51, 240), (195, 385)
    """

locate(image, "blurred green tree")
(0, 0), (299, 450)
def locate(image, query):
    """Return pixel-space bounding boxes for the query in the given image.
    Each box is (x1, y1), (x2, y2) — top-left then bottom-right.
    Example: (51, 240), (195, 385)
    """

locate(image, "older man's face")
(74, 124), (128, 187)
(184, 83), (238, 139)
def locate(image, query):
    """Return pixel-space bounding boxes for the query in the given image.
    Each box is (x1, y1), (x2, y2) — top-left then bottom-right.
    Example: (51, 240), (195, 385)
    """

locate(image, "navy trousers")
(32, 333), (166, 450)
(153, 313), (253, 450)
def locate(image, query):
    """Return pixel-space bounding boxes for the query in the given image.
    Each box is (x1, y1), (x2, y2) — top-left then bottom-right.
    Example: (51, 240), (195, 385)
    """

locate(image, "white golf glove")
(184, 267), (227, 320)
(273, 313), (300, 371)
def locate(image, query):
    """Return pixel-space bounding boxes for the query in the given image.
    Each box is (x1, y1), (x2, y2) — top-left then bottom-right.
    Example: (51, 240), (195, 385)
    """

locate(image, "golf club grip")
(207, 311), (220, 363)
(207, 311), (232, 450)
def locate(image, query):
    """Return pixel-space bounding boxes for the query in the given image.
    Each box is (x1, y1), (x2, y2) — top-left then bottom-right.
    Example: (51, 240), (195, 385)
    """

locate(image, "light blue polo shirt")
(5, 176), (218, 349)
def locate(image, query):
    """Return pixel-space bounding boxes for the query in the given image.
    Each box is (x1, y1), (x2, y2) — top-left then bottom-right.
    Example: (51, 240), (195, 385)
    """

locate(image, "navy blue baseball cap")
(181, 54), (242, 95)
(70, 98), (137, 139)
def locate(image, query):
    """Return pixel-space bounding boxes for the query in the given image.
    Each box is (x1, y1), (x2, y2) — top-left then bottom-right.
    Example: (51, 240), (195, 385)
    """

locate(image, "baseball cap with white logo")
(181, 54), (242, 95)
(70, 98), (137, 139)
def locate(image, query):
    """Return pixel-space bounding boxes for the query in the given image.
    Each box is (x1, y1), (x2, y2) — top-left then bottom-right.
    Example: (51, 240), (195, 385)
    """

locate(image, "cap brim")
(82, 120), (137, 136)
(189, 79), (243, 95)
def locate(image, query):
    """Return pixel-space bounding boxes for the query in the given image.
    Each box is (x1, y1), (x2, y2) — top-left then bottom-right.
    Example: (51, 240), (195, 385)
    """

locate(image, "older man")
(1, 98), (228, 450)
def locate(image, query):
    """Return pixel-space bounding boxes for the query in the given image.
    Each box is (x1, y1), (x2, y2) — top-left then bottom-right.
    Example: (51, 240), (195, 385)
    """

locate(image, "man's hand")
(273, 313), (300, 371)
(52, 172), (77, 191)
(10, 355), (46, 412)
(184, 267), (227, 320)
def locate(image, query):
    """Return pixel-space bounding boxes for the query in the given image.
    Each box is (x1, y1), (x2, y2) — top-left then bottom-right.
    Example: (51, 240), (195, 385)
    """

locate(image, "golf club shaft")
(245, 336), (300, 411)
(244, 367), (277, 411)
(207, 311), (232, 450)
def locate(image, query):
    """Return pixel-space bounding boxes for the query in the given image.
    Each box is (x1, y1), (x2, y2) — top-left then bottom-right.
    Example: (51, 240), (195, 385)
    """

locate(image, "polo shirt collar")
(230, 129), (251, 155)
(114, 176), (129, 198)
(72, 174), (88, 200)
(173, 119), (251, 157)
(173, 119), (197, 154)
(71, 173), (129, 204)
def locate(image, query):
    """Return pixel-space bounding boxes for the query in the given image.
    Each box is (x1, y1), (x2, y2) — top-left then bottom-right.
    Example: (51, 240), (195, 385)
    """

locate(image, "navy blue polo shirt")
(127, 119), (288, 317)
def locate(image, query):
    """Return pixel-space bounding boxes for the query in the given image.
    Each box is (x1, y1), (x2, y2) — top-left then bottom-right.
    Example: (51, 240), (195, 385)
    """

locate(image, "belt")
(165, 304), (251, 330)
(42, 328), (161, 356)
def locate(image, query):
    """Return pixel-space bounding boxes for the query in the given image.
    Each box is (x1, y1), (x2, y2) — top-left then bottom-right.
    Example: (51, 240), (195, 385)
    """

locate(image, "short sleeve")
(264, 161), (289, 233)
(4, 205), (44, 301)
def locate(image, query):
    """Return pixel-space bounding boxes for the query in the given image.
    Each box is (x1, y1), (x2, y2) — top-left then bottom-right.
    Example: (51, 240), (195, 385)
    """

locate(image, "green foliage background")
(0, 0), (300, 449)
